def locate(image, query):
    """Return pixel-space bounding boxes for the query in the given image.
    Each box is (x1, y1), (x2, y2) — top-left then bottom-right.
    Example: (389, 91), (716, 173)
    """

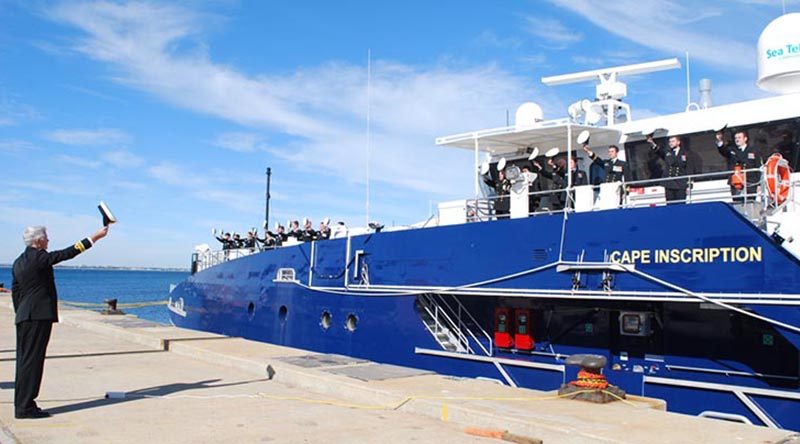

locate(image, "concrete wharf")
(0, 294), (796, 443)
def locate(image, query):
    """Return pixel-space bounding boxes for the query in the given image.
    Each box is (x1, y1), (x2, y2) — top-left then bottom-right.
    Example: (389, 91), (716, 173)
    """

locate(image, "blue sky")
(0, 0), (795, 268)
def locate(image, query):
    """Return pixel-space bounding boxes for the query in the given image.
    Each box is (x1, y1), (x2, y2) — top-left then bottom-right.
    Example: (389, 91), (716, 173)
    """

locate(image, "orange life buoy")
(730, 165), (745, 191)
(765, 153), (791, 205)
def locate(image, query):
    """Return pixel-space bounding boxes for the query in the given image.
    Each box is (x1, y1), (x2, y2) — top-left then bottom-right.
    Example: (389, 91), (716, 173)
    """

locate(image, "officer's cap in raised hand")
(545, 147), (560, 158)
(479, 161), (490, 175)
(576, 130), (590, 145)
(712, 123), (728, 133)
(527, 147), (540, 161)
(497, 157), (507, 171)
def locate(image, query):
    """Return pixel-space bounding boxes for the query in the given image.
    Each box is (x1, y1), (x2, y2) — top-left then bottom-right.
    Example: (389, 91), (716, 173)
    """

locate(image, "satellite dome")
(757, 13), (800, 94)
(515, 102), (544, 129)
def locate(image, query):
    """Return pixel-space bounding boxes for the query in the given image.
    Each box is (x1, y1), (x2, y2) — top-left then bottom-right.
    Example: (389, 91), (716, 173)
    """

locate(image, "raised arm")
(41, 226), (108, 267)
(583, 144), (604, 166)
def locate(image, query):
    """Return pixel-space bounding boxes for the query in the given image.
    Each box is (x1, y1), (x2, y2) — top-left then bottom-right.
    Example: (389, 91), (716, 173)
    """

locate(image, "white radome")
(757, 13), (800, 94)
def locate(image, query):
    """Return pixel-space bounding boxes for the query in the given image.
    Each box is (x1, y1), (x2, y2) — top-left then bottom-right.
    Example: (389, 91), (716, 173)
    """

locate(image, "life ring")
(765, 153), (791, 205)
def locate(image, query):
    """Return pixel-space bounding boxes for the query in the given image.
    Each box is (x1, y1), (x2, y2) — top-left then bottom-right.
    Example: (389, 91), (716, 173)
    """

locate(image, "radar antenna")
(542, 58), (681, 126)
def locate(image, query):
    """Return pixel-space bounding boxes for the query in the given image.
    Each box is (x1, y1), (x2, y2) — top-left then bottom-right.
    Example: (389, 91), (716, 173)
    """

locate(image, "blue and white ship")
(169, 14), (800, 430)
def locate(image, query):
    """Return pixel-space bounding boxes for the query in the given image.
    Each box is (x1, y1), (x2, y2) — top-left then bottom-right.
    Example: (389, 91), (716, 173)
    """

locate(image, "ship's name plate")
(609, 246), (762, 265)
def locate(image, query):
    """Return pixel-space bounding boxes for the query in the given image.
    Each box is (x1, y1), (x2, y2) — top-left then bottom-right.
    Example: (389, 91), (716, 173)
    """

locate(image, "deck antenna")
(366, 49), (372, 226)
(685, 51), (691, 110)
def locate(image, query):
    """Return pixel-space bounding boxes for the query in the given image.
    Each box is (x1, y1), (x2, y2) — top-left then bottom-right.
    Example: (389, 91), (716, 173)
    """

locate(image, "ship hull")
(170, 203), (800, 430)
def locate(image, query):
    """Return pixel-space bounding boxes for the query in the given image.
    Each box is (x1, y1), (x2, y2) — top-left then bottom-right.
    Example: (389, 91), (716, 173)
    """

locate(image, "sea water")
(0, 267), (187, 324)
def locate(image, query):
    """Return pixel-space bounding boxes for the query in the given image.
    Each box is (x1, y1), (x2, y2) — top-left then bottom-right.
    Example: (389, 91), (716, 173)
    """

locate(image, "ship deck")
(0, 294), (795, 443)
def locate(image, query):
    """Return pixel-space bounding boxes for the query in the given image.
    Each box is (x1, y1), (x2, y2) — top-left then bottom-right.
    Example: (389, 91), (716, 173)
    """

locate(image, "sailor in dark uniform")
(215, 232), (234, 250)
(243, 231), (257, 251)
(648, 135), (692, 204)
(569, 157), (588, 187)
(317, 219), (331, 240)
(532, 158), (566, 210)
(256, 231), (275, 249)
(288, 221), (302, 239)
(232, 233), (243, 249)
(715, 129), (762, 203)
(482, 169), (511, 219)
(12, 225), (109, 419)
(582, 143), (631, 203)
(301, 219), (317, 241)
(583, 144), (631, 183)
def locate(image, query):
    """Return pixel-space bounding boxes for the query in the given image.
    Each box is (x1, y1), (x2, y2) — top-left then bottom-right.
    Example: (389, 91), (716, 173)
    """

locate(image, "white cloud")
(101, 149), (144, 167)
(46, 1), (553, 211)
(549, 0), (753, 68)
(0, 98), (39, 126)
(474, 30), (523, 50)
(56, 154), (102, 169)
(211, 132), (266, 152)
(522, 15), (583, 48)
(0, 139), (39, 153)
(42, 128), (132, 147)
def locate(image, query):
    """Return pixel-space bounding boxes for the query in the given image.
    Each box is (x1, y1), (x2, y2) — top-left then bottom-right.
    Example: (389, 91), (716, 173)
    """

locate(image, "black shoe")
(15, 410), (51, 419)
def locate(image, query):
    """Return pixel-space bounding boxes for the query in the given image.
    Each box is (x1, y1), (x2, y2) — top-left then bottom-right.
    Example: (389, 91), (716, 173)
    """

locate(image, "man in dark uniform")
(482, 169), (511, 219)
(231, 233), (243, 249)
(583, 144), (631, 204)
(243, 231), (257, 251)
(12, 225), (109, 419)
(569, 157), (588, 186)
(288, 221), (302, 239)
(648, 135), (692, 204)
(533, 157), (588, 210)
(716, 129), (762, 203)
(215, 232), (233, 250)
(583, 144), (631, 183)
(317, 219), (331, 240)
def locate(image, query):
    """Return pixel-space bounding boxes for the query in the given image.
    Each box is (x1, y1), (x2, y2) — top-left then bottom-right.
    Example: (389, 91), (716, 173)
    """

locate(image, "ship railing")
(435, 293), (493, 356)
(194, 248), (258, 273)
(419, 293), (494, 356)
(460, 167), (800, 226)
(418, 293), (472, 354)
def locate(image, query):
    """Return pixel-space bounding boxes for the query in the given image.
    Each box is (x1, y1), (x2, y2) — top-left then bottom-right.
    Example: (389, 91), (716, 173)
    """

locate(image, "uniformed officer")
(215, 232), (234, 250)
(648, 135), (692, 204)
(482, 169), (511, 219)
(301, 219), (317, 241)
(232, 233), (243, 249)
(318, 219), (331, 240)
(532, 157), (587, 210)
(569, 157), (588, 186)
(715, 129), (762, 203)
(243, 231), (257, 250)
(532, 158), (566, 210)
(12, 225), (109, 418)
(582, 144), (631, 183)
(288, 221), (302, 239)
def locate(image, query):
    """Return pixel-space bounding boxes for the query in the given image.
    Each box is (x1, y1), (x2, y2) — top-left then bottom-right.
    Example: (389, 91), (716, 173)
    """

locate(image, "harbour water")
(0, 267), (186, 324)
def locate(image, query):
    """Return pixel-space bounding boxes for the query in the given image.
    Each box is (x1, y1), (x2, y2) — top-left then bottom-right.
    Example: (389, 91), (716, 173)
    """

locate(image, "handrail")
(419, 294), (471, 353)
(471, 167), (800, 222)
(436, 294), (493, 356)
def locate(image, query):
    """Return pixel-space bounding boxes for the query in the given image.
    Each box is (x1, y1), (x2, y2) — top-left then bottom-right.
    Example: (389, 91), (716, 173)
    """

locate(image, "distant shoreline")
(0, 264), (189, 272)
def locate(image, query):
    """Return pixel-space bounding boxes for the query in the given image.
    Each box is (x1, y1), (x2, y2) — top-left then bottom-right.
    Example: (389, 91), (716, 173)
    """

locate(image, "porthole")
(247, 302), (255, 318)
(345, 313), (358, 332)
(320, 311), (332, 330)
(278, 305), (288, 322)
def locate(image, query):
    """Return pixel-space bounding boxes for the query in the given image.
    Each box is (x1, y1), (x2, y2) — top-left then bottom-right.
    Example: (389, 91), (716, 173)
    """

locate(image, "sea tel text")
(609, 246), (762, 265)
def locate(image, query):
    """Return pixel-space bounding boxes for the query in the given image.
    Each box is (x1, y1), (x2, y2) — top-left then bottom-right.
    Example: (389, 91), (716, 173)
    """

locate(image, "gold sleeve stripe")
(74, 241), (86, 253)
